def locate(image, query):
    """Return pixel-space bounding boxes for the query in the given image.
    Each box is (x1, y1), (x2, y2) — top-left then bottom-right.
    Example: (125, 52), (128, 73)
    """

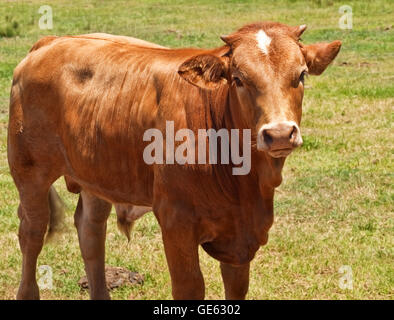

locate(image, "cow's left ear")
(301, 40), (342, 75)
(178, 54), (229, 89)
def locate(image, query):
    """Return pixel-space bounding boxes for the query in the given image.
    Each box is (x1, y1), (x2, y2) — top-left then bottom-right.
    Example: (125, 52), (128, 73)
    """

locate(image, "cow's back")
(10, 35), (185, 205)
(82, 33), (167, 49)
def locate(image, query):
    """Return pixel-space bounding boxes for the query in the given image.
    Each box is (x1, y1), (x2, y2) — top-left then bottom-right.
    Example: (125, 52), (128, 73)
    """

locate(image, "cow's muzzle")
(257, 121), (303, 158)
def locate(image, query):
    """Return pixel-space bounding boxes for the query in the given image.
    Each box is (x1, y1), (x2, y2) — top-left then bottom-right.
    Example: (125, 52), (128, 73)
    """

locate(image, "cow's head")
(178, 22), (341, 158)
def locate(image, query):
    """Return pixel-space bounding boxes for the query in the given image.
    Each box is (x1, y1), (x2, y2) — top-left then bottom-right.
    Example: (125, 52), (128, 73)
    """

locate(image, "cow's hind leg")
(220, 262), (250, 300)
(10, 150), (60, 299)
(16, 185), (65, 299)
(14, 180), (54, 300)
(8, 84), (66, 299)
(74, 191), (111, 300)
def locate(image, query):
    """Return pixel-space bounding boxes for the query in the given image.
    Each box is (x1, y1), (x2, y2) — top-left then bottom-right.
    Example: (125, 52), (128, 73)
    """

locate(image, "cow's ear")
(301, 40), (341, 75)
(292, 24), (307, 40)
(178, 54), (228, 89)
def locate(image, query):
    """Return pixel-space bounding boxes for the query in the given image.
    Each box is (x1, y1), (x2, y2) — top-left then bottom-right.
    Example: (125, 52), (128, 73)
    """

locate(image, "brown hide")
(8, 22), (341, 299)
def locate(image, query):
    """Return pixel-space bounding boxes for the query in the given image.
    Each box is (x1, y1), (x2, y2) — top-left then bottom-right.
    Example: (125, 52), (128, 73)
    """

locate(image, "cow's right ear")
(178, 54), (228, 89)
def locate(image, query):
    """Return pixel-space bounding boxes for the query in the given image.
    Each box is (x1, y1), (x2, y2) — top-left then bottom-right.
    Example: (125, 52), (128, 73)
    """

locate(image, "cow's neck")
(225, 85), (286, 191)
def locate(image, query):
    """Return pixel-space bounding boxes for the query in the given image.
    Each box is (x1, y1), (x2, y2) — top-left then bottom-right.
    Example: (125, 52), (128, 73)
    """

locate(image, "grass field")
(0, 0), (393, 300)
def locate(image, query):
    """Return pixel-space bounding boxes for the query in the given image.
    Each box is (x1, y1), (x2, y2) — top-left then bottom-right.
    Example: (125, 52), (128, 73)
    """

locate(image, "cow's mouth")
(268, 148), (293, 158)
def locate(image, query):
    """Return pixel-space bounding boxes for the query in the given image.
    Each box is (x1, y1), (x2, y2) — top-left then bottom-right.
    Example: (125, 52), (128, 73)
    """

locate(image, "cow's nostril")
(263, 129), (273, 146)
(289, 125), (297, 140)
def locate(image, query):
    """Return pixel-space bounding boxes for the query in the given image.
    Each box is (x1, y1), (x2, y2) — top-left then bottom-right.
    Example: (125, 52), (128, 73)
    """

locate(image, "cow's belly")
(60, 112), (155, 205)
(61, 134), (154, 205)
(65, 171), (153, 206)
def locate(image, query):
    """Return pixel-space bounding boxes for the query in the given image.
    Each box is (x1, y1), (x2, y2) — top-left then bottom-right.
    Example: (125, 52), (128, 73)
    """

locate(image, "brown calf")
(8, 22), (340, 299)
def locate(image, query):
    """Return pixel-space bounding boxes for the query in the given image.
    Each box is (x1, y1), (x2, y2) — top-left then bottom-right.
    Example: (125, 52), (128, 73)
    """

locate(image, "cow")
(8, 21), (341, 300)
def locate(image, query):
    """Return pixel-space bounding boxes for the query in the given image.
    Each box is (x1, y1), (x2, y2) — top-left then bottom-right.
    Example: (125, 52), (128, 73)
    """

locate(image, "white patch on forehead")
(256, 30), (271, 55)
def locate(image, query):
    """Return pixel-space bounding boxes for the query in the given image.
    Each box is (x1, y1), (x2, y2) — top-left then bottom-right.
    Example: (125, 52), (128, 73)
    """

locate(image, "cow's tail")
(45, 186), (66, 242)
(116, 210), (134, 242)
(115, 205), (152, 241)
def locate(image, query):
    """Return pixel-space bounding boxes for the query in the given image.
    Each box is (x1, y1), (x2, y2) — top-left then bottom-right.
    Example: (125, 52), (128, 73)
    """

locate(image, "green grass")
(0, 0), (393, 300)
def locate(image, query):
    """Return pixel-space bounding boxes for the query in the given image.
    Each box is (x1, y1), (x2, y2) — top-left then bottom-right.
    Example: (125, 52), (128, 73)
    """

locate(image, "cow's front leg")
(220, 262), (250, 300)
(159, 217), (205, 299)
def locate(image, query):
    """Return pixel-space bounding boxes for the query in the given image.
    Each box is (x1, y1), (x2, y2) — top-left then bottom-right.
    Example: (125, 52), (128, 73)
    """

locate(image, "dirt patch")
(78, 266), (144, 290)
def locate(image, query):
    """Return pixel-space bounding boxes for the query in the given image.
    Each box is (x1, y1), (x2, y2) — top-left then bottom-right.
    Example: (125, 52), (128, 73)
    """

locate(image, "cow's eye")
(233, 76), (243, 87)
(299, 70), (307, 84)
